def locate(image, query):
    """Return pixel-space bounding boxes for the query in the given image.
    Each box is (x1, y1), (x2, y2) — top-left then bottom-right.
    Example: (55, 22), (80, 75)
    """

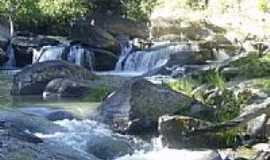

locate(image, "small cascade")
(115, 42), (199, 74)
(32, 44), (94, 70)
(3, 41), (16, 68)
(115, 41), (134, 71)
(33, 45), (66, 63)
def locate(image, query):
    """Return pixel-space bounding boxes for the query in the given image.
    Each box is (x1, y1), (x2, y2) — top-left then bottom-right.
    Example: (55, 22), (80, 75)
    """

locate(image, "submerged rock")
(19, 107), (77, 121)
(11, 60), (95, 96)
(0, 110), (66, 134)
(96, 79), (215, 134)
(86, 135), (133, 160)
(0, 133), (99, 160)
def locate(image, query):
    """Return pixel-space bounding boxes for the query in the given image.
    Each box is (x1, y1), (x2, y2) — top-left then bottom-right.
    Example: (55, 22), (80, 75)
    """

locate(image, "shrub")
(259, 0), (270, 12)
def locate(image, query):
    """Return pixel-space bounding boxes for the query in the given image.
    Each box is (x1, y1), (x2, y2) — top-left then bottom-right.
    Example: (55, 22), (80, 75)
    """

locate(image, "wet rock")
(0, 110), (66, 134)
(0, 132), (99, 160)
(158, 115), (222, 149)
(43, 76), (131, 100)
(91, 48), (118, 71)
(86, 135), (133, 160)
(11, 60), (95, 96)
(43, 78), (93, 99)
(97, 79), (216, 134)
(12, 35), (60, 67)
(18, 107), (77, 121)
(0, 47), (8, 64)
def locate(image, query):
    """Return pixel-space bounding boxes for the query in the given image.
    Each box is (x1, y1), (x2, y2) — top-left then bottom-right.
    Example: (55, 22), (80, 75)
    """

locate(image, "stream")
(0, 41), (225, 160)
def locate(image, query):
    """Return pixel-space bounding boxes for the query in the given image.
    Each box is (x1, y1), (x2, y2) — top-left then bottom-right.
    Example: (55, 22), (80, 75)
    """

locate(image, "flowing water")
(115, 42), (200, 75)
(0, 41), (225, 160)
(32, 44), (95, 70)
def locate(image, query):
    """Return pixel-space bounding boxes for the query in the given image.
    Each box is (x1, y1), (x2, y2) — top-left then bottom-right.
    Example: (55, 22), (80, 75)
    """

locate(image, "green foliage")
(231, 54), (270, 79)
(0, 0), (93, 34)
(206, 89), (252, 122)
(84, 85), (111, 102)
(215, 128), (241, 147)
(169, 77), (199, 97)
(38, 0), (91, 24)
(259, 0), (270, 12)
(122, 0), (158, 21)
(206, 71), (226, 90)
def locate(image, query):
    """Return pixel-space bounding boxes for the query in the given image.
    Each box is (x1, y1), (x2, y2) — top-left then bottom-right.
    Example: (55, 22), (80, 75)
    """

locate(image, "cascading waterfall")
(115, 42), (199, 74)
(32, 44), (94, 70)
(33, 45), (66, 63)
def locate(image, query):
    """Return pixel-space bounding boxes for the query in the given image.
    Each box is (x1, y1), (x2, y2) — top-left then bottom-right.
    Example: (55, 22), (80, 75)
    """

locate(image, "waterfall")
(115, 42), (199, 74)
(3, 41), (16, 68)
(115, 41), (134, 71)
(32, 44), (94, 70)
(33, 45), (66, 63)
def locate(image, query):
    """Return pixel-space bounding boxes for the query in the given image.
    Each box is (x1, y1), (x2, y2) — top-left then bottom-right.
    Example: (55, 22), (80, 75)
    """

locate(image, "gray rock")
(0, 47), (8, 64)
(11, 60), (96, 95)
(0, 110), (66, 134)
(0, 132), (100, 160)
(92, 14), (149, 39)
(43, 78), (93, 99)
(247, 114), (268, 139)
(86, 136), (133, 160)
(91, 48), (118, 71)
(43, 76), (131, 99)
(158, 115), (222, 149)
(70, 24), (117, 51)
(96, 79), (216, 134)
(18, 107), (76, 121)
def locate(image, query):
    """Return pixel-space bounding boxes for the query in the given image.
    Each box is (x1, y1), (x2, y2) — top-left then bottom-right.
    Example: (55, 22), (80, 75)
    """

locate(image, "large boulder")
(96, 79), (216, 134)
(0, 132), (99, 160)
(0, 110), (66, 134)
(92, 14), (149, 39)
(11, 60), (95, 96)
(43, 78), (95, 99)
(43, 75), (131, 100)
(158, 115), (220, 149)
(70, 24), (117, 51)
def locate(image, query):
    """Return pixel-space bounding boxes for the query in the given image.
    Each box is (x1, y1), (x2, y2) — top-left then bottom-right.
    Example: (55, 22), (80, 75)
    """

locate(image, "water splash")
(35, 119), (113, 152)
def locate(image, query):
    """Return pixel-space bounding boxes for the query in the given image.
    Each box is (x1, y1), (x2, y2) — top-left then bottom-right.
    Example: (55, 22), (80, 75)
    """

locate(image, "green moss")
(84, 85), (111, 102)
